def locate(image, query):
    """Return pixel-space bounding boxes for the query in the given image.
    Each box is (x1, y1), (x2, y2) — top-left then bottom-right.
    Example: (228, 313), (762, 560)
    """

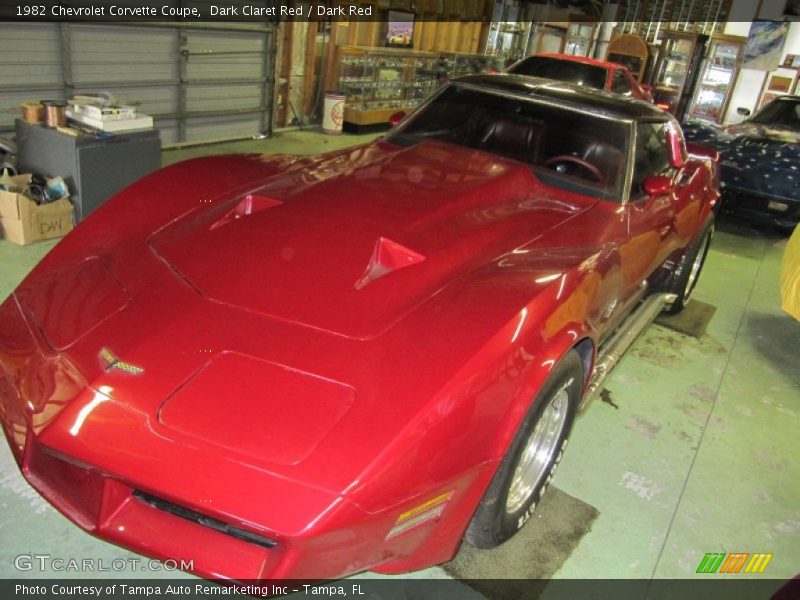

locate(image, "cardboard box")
(0, 174), (74, 245)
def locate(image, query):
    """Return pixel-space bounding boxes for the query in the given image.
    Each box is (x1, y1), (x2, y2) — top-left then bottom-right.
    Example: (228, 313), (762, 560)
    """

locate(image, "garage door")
(0, 22), (276, 145)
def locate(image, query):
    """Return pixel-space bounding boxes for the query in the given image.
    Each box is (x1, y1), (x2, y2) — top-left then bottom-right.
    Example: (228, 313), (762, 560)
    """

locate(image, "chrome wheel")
(684, 227), (712, 302)
(466, 350), (581, 549)
(505, 387), (569, 514)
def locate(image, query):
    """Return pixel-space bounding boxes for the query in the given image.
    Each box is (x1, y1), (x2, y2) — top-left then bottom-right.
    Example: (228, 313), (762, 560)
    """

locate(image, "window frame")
(628, 119), (678, 202)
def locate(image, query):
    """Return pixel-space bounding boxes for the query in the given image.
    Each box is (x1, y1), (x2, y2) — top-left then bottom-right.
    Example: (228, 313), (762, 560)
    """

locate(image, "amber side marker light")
(385, 491), (453, 539)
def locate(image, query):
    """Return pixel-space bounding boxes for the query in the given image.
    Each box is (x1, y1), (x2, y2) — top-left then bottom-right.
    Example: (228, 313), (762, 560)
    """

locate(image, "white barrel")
(322, 91), (346, 135)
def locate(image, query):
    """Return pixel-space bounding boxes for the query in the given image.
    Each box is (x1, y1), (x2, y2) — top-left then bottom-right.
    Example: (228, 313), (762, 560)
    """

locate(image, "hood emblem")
(99, 347), (143, 376)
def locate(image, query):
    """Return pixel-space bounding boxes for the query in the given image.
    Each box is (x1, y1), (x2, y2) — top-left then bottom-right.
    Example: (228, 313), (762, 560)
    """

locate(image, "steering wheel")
(543, 155), (604, 182)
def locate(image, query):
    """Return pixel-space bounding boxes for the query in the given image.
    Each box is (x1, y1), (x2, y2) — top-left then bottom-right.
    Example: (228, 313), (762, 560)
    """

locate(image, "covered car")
(0, 75), (718, 582)
(682, 96), (800, 230)
(506, 53), (654, 102)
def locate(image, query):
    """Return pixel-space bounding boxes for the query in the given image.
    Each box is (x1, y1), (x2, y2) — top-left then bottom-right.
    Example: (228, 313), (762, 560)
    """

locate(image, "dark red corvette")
(0, 75), (718, 581)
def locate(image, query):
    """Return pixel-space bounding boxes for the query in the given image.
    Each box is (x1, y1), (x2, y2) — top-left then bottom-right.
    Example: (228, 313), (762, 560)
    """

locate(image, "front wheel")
(666, 217), (714, 315)
(465, 350), (583, 549)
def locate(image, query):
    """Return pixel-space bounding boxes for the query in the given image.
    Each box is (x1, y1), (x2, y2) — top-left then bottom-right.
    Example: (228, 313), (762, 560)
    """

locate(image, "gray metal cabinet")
(16, 120), (161, 222)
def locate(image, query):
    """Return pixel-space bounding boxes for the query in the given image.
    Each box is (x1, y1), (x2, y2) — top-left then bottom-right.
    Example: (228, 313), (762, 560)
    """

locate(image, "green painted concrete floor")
(0, 129), (798, 588)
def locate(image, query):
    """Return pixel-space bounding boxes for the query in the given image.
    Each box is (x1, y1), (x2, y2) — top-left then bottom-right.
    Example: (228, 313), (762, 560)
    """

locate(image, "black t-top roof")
(454, 74), (670, 122)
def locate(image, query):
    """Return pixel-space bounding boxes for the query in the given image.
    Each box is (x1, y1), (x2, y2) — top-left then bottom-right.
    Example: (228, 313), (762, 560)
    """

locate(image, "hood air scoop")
(210, 193), (282, 230)
(355, 236), (426, 290)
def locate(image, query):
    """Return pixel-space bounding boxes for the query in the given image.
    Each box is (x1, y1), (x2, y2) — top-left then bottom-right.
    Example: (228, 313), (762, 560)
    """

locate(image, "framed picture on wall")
(758, 68), (799, 108)
(386, 10), (414, 47)
(768, 75), (794, 93)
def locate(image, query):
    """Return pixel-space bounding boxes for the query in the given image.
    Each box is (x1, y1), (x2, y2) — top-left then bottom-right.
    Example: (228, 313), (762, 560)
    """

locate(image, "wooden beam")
(302, 22), (318, 117)
(274, 20), (294, 128)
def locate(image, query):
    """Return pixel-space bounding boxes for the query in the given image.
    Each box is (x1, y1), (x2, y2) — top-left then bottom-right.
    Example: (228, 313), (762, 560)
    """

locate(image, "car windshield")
(748, 98), (800, 130)
(386, 85), (631, 201)
(507, 56), (608, 90)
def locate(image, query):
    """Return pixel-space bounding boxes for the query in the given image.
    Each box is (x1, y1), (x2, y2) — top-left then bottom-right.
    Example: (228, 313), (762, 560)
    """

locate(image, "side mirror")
(389, 111), (406, 127)
(736, 107), (751, 117)
(643, 175), (674, 197)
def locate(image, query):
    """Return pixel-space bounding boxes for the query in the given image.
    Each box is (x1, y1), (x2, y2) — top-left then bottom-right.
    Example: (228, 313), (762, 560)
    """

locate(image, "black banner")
(0, 0), (795, 23)
(2, 578), (799, 600)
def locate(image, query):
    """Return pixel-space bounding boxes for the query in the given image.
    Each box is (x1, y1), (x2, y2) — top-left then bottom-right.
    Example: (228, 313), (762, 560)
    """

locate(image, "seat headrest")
(477, 117), (543, 164)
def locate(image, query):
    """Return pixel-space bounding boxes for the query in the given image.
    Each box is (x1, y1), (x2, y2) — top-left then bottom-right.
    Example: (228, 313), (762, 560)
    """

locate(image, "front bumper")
(718, 153), (800, 229)
(718, 187), (800, 230)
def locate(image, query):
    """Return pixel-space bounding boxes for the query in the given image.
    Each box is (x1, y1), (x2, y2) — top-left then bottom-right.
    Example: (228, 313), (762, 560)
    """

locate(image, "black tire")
(666, 217), (714, 315)
(775, 224), (796, 236)
(465, 350), (583, 549)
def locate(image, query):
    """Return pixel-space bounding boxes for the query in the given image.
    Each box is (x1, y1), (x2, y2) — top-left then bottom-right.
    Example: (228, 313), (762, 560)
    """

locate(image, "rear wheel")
(666, 217), (714, 315)
(465, 350), (582, 549)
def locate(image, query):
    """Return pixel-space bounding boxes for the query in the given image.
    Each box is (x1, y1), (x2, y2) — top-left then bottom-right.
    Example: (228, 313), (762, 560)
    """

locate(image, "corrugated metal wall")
(0, 22), (276, 145)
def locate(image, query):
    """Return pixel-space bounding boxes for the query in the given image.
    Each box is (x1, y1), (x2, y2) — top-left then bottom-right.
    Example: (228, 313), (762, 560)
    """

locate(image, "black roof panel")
(453, 74), (669, 121)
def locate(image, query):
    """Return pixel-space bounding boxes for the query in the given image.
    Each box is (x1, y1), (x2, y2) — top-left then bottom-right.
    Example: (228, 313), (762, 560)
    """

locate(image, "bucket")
(322, 91), (346, 135)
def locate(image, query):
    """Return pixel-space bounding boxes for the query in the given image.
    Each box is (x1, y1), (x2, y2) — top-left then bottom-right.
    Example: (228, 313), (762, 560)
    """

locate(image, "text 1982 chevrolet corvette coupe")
(0, 75), (718, 581)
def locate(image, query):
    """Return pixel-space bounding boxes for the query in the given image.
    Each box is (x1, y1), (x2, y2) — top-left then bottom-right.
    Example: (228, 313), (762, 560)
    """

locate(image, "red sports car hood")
(149, 140), (586, 340)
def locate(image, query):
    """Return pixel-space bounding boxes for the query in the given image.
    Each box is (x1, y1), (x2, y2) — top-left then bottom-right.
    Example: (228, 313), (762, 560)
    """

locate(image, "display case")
(336, 46), (503, 127)
(687, 35), (745, 123)
(484, 1), (535, 64)
(448, 52), (504, 78)
(652, 31), (709, 120)
(563, 21), (597, 57)
(337, 46), (439, 126)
